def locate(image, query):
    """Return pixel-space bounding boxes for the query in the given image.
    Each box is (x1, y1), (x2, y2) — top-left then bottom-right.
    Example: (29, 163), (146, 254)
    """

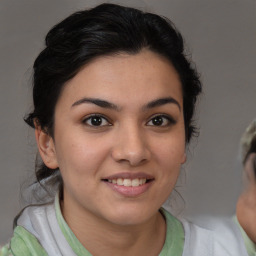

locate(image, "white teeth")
(107, 178), (147, 187)
(131, 178), (139, 187)
(123, 179), (132, 187)
(117, 178), (123, 185)
(140, 178), (146, 185)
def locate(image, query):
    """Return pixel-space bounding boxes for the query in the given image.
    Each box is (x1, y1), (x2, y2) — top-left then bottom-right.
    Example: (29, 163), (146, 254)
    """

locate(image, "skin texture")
(35, 50), (186, 255)
(237, 153), (256, 243)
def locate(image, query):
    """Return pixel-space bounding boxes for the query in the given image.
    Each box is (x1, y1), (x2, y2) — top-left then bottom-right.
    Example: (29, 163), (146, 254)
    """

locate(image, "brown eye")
(147, 115), (175, 127)
(151, 116), (164, 126)
(83, 115), (110, 127)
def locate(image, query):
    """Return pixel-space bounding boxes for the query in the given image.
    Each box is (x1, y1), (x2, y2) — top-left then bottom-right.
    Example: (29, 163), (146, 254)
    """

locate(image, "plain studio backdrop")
(0, 0), (255, 244)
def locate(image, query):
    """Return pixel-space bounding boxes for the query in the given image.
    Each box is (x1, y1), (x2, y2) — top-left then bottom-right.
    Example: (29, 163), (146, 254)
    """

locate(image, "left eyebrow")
(143, 97), (181, 111)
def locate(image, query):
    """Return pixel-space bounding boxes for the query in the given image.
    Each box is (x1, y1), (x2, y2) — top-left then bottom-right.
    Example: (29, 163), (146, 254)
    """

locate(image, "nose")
(111, 124), (151, 166)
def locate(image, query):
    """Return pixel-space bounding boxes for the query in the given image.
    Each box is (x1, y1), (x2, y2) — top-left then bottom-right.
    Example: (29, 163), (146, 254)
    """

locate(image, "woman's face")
(47, 50), (186, 225)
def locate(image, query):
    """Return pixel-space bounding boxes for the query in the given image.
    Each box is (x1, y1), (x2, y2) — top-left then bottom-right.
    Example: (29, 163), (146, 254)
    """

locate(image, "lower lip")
(103, 181), (153, 197)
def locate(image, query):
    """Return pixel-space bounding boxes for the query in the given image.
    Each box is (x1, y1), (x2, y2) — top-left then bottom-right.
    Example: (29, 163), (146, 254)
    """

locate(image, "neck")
(61, 198), (166, 256)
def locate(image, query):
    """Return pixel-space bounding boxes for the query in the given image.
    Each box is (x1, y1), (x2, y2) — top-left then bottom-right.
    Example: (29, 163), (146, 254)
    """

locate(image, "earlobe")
(35, 127), (59, 169)
(181, 153), (187, 164)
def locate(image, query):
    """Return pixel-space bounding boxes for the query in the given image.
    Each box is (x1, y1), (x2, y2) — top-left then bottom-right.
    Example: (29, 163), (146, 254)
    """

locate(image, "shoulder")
(0, 226), (47, 256)
(14, 199), (77, 256)
(180, 216), (249, 256)
(1, 203), (53, 256)
(0, 244), (12, 256)
(16, 202), (54, 234)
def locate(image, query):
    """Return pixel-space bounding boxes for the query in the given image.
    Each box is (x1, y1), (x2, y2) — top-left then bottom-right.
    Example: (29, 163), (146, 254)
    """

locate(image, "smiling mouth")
(102, 178), (153, 187)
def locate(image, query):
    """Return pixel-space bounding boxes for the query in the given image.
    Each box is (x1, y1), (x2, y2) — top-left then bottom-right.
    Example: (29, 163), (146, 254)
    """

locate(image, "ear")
(35, 127), (59, 169)
(181, 153), (187, 164)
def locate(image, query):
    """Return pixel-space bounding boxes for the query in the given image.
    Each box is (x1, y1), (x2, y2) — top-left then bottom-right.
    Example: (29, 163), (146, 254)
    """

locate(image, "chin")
(103, 204), (159, 226)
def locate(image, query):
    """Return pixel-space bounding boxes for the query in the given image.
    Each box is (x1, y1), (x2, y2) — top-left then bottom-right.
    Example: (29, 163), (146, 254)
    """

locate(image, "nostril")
(111, 147), (150, 166)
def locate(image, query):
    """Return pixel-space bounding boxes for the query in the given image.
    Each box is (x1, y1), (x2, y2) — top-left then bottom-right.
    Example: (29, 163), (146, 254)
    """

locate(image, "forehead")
(59, 50), (183, 109)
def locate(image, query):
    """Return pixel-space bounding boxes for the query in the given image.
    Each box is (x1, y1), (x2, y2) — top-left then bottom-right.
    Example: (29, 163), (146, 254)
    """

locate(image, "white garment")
(181, 218), (249, 256)
(17, 202), (249, 256)
(17, 203), (77, 256)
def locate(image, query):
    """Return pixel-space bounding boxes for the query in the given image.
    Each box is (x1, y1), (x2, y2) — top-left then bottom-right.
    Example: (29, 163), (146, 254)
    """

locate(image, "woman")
(236, 119), (256, 254)
(0, 3), (254, 255)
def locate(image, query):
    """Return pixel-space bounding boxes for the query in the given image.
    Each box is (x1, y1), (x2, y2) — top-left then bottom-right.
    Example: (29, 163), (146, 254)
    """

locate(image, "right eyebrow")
(71, 97), (120, 111)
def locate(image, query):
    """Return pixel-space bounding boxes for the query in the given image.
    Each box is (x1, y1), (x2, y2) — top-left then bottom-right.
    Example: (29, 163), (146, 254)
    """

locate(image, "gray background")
(0, 0), (255, 244)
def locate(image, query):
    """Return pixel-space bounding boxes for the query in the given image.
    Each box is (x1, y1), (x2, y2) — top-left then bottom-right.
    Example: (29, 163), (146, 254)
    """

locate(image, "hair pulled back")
(24, 3), (202, 197)
(243, 134), (256, 165)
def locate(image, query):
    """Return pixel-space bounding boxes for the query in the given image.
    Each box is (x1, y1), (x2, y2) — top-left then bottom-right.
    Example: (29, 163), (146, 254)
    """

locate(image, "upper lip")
(102, 172), (154, 180)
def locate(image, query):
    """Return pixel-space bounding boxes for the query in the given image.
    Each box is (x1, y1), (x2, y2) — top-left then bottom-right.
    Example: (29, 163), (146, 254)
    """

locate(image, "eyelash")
(82, 114), (112, 127)
(146, 114), (176, 127)
(82, 114), (176, 127)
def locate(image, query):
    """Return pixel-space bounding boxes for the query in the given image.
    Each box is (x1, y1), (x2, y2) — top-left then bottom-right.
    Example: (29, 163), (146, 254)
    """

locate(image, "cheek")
(153, 139), (185, 194)
(154, 137), (185, 167)
(54, 133), (110, 178)
(151, 145), (183, 204)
